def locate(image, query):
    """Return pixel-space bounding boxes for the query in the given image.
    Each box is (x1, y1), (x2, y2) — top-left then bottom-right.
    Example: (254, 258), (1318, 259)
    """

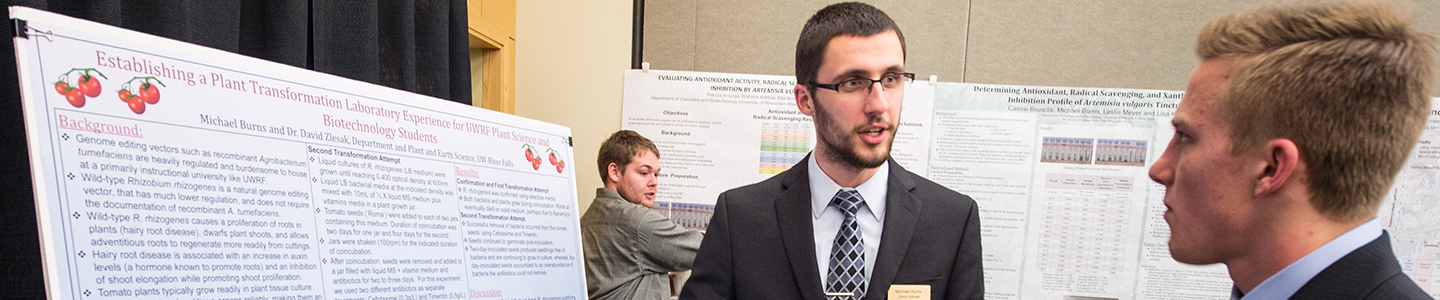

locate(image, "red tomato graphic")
(77, 74), (101, 97)
(138, 82), (160, 104)
(127, 98), (146, 114)
(118, 89), (139, 103)
(65, 90), (85, 108)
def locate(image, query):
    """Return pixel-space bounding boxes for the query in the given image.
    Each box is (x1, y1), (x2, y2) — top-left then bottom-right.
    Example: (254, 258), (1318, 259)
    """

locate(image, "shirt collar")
(1235, 218), (1383, 300)
(808, 153), (888, 222)
(597, 187), (620, 199)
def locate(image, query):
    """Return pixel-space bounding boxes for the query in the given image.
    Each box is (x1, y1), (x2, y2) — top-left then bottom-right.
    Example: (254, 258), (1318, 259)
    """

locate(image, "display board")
(622, 69), (1440, 299)
(931, 83), (1224, 299)
(620, 69), (933, 227)
(12, 7), (585, 300)
(1382, 98), (1440, 295)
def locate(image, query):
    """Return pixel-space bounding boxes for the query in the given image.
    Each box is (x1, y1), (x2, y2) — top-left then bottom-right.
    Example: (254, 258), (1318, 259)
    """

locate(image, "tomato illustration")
(54, 82), (71, 94)
(54, 68), (110, 108)
(119, 89), (139, 103)
(525, 148), (535, 162)
(555, 160), (565, 173)
(138, 82), (160, 104)
(127, 98), (146, 114)
(77, 74), (101, 97)
(548, 152), (557, 164)
(531, 158), (541, 170)
(65, 90), (86, 108)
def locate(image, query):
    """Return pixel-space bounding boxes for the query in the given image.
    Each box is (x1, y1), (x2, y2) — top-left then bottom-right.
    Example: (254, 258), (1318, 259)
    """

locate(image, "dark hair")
(795, 2), (906, 86)
(596, 130), (660, 182)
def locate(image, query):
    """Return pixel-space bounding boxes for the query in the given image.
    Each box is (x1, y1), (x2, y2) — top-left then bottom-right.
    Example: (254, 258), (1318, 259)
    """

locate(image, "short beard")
(813, 97), (890, 170)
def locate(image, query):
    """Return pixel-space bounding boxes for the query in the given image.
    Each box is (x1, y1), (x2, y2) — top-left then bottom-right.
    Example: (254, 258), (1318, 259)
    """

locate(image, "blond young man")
(582, 130), (704, 300)
(1149, 1), (1435, 299)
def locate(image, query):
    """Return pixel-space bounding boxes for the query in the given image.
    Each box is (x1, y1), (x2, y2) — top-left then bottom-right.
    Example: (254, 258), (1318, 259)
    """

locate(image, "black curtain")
(0, 1), (470, 297)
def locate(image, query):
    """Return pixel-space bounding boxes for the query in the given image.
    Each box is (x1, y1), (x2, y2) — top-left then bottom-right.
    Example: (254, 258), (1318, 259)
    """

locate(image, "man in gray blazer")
(681, 3), (984, 300)
(1148, 1), (1433, 299)
(583, 130), (704, 300)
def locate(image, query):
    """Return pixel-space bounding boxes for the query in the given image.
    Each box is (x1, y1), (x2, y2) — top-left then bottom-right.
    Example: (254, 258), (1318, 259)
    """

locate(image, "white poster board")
(1381, 97), (1440, 296)
(931, 83), (1229, 300)
(12, 7), (585, 300)
(622, 69), (1440, 299)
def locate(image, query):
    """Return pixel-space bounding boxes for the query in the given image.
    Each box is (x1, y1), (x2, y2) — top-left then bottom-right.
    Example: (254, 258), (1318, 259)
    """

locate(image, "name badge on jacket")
(888, 284), (930, 300)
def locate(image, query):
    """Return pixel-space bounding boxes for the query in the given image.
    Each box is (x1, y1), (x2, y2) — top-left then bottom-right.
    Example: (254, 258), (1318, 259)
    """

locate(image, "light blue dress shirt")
(1232, 218), (1383, 300)
(809, 155), (888, 288)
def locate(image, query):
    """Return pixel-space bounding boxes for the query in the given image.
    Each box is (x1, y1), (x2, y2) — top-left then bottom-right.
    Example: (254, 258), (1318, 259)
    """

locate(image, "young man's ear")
(795, 84), (816, 117)
(1255, 138), (1300, 196)
(606, 162), (621, 184)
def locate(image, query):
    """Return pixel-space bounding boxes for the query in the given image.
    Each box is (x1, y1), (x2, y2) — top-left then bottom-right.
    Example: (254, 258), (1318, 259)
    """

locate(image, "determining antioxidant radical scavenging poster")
(12, 7), (585, 300)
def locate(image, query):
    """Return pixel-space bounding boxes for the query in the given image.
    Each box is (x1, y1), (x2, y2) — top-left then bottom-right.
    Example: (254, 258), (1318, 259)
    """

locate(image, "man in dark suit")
(681, 3), (984, 300)
(1148, 1), (1434, 299)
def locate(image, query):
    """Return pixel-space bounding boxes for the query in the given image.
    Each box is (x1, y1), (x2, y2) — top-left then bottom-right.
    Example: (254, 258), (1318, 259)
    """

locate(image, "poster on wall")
(622, 69), (1440, 299)
(620, 69), (934, 228)
(1380, 98), (1440, 296)
(12, 7), (585, 300)
(929, 83), (1231, 300)
(942, 85), (1440, 300)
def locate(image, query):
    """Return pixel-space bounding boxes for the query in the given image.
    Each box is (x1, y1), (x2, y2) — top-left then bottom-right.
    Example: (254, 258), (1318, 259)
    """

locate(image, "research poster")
(620, 69), (933, 220)
(13, 7), (585, 300)
(622, 69), (1440, 299)
(930, 83), (1231, 300)
(942, 86), (1440, 300)
(1381, 97), (1440, 297)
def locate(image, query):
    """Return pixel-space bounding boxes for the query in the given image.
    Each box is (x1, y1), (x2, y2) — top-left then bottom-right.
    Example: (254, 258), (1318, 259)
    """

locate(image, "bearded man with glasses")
(681, 2), (984, 300)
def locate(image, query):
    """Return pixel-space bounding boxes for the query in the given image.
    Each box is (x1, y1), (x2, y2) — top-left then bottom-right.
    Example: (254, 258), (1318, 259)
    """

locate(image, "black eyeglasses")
(807, 72), (916, 94)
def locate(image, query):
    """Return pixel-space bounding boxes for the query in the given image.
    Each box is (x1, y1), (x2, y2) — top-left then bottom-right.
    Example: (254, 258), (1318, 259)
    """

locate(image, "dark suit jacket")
(1288, 231), (1431, 299)
(680, 157), (984, 300)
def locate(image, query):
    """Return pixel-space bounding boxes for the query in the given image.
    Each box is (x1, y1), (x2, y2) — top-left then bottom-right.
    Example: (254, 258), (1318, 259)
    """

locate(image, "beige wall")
(515, 0), (633, 212)
(648, 0), (1440, 93)
(645, 1), (970, 83)
(517, 0), (1440, 213)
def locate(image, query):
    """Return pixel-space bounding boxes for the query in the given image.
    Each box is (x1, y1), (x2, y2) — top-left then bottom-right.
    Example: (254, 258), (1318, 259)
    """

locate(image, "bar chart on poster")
(622, 68), (1440, 299)
(12, 7), (585, 300)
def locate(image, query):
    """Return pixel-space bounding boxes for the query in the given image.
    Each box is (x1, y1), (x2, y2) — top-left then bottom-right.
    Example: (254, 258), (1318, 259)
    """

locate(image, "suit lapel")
(866, 160), (921, 300)
(1291, 231), (1403, 300)
(776, 156), (826, 300)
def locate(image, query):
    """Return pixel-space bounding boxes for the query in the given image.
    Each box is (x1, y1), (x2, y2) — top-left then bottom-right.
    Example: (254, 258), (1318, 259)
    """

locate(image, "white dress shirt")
(809, 156), (888, 287)
(1232, 218), (1383, 300)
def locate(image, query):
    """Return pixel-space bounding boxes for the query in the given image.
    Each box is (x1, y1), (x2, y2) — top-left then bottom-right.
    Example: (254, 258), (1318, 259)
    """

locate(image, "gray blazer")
(681, 156), (984, 300)
(582, 188), (705, 300)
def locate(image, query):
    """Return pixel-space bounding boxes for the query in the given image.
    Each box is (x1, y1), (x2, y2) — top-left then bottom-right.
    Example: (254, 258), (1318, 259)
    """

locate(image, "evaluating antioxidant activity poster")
(619, 69), (934, 227)
(12, 7), (584, 300)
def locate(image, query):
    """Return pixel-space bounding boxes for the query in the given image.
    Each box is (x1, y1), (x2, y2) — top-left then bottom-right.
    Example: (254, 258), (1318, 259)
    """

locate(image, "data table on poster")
(1035, 174), (1133, 276)
(759, 122), (810, 174)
